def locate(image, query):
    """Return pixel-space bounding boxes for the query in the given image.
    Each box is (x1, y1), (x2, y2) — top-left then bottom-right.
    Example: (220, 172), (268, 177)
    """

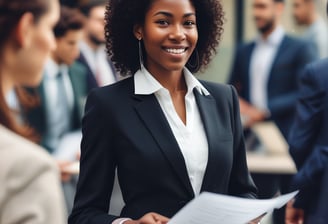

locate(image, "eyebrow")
(153, 11), (196, 18)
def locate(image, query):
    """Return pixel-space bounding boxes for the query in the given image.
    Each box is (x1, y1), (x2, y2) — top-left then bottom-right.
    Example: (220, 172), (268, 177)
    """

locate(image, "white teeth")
(165, 48), (186, 54)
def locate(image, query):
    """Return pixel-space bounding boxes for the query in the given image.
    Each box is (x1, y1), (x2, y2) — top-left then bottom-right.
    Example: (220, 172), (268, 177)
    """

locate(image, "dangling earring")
(138, 38), (144, 70)
(187, 49), (200, 72)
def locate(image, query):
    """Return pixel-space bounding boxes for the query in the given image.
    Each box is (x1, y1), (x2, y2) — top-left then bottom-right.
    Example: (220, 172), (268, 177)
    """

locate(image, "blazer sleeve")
(227, 85), (257, 199)
(268, 41), (317, 117)
(288, 63), (325, 168)
(0, 141), (66, 224)
(68, 90), (119, 224)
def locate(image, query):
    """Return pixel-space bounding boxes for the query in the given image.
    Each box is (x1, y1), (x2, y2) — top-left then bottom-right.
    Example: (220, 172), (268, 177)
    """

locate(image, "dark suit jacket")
(26, 61), (88, 152)
(229, 35), (316, 139)
(288, 59), (328, 220)
(77, 53), (117, 93)
(68, 77), (257, 224)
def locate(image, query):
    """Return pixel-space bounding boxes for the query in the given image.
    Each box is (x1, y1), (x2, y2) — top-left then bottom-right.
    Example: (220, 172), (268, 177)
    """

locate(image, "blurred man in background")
(293, 0), (328, 58)
(78, 0), (118, 92)
(229, 0), (316, 223)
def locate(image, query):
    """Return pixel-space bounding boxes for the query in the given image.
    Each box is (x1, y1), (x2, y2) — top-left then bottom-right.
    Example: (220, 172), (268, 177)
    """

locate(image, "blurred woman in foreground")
(0, 0), (66, 223)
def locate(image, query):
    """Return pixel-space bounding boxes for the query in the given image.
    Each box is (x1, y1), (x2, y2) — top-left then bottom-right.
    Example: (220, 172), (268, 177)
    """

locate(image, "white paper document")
(168, 191), (298, 224)
(53, 131), (82, 161)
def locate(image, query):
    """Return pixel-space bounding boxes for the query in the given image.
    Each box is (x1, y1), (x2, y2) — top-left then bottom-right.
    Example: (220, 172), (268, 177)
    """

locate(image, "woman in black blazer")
(69, 0), (258, 223)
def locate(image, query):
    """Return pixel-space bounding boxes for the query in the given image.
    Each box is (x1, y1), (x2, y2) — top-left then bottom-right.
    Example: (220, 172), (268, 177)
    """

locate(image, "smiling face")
(134, 0), (198, 75)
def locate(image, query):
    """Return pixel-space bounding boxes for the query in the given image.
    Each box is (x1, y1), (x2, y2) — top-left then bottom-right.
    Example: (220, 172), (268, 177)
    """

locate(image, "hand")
(57, 160), (74, 182)
(239, 98), (267, 128)
(285, 199), (304, 224)
(124, 212), (169, 224)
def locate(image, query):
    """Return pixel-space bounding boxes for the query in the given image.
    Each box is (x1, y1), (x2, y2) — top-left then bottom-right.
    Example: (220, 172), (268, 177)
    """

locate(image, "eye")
(155, 20), (169, 26)
(184, 20), (196, 27)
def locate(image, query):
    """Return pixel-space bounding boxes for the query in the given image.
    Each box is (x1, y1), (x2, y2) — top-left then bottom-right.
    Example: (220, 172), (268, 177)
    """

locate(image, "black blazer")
(229, 35), (316, 138)
(68, 77), (257, 224)
(288, 59), (328, 221)
(77, 53), (117, 93)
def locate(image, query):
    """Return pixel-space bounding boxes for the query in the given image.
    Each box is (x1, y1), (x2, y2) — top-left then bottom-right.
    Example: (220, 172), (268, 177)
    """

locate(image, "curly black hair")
(105, 0), (224, 76)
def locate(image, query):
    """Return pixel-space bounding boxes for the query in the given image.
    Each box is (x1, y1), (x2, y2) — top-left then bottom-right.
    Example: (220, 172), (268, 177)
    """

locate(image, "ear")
(13, 12), (34, 48)
(133, 24), (143, 40)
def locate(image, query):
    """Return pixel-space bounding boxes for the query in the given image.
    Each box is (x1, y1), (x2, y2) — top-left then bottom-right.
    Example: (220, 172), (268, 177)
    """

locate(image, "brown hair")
(0, 0), (51, 139)
(54, 6), (85, 38)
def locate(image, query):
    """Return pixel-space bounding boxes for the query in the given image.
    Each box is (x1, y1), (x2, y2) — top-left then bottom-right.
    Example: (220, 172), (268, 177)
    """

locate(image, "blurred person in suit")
(78, 0), (118, 92)
(228, 0), (316, 223)
(292, 0), (328, 58)
(25, 5), (88, 214)
(68, 0), (261, 224)
(286, 43), (328, 223)
(0, 0), (67, 223)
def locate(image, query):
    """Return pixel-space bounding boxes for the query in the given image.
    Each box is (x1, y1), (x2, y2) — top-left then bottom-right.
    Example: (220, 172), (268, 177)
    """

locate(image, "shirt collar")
(44, 58), (68, 79)
(256, 26), (285, 46)
(134, 65), (209, 96)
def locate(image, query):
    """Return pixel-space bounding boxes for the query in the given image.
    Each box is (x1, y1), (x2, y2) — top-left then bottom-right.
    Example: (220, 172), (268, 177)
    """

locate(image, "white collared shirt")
(250, 26), (285, 111)
(43, 59), (75, 152)
(134, 66), (209, 195)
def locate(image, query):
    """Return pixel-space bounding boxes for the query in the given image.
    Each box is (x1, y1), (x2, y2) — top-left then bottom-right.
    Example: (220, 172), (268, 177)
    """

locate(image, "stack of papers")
(169, 191), (298, 224)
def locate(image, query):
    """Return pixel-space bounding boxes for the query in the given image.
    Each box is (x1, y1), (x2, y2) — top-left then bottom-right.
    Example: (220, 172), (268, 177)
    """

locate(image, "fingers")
(138, 212), (169, 224)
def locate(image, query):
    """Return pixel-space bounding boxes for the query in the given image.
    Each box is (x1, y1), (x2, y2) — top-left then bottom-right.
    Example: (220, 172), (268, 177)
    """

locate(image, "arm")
(288, 63), (325, 168)
(68, 90), (118, 224)
(228, 85), (257, 199)
(268, 41), (317, 118)
(2, 149), (66, 224)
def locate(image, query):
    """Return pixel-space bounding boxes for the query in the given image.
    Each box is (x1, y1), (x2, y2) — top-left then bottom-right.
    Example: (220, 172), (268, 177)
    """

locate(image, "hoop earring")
(187, 49), (200, 71)
(138, 40), (144, 70)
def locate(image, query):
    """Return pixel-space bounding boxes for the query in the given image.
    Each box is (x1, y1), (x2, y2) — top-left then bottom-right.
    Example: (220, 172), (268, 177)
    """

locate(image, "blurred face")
(52, 29), (83, 65)
(85, 5), (106, 45)
(14, 0), (59, 87)
(293, 0), (311, 25)
(252, 0), (280, 34)
(135, 0), (198, 75)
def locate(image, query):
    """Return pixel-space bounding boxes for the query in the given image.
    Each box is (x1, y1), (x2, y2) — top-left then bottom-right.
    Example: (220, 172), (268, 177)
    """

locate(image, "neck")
(1, 67), (14, 98)
(148, 67), (187, 93)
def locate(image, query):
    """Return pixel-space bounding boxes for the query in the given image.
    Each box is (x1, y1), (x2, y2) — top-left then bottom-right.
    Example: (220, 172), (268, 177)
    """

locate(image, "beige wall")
(199, 0), (328, 83)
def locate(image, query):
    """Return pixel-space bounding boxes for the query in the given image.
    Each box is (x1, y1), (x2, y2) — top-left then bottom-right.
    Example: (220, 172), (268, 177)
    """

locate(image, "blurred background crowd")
(1, 0), (328, 223)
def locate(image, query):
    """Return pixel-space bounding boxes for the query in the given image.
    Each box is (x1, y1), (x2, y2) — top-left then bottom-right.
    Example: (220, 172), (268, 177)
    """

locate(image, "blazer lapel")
(245, 43), (256, 101)
(193, 90), (222, 191)
(133, 94), (194, 197)
(268, 36), (287, 83)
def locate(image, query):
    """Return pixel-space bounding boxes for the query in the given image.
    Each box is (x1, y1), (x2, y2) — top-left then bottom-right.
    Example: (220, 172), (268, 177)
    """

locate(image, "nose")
(168, 24), (186, 41)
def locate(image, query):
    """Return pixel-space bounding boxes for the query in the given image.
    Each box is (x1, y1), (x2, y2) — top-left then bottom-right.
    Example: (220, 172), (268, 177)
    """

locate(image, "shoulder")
(302, 58), (328, 83)
(69, 61), (88, 75)
(199, 80), (236, 103)
(282, 35), (311, 49)
(86, 76), (134, 108)
(0, 125), (58, 189)
(90, 76), (133, 98)
(235, 41), (255, 53)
